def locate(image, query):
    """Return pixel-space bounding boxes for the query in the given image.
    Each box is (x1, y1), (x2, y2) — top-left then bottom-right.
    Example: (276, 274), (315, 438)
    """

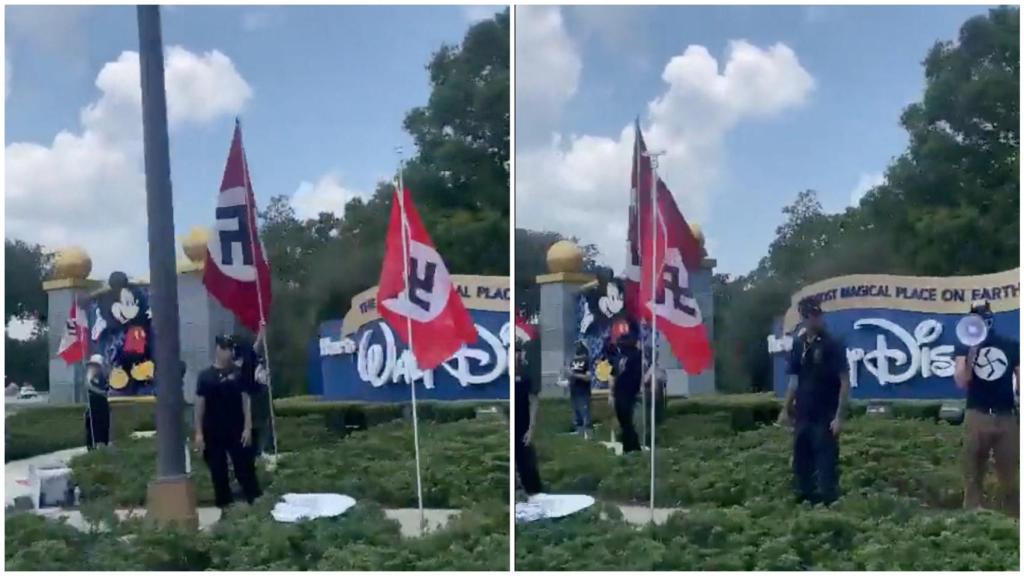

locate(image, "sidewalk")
(33, 507), (460, 537)
(7, 446), (459, 537)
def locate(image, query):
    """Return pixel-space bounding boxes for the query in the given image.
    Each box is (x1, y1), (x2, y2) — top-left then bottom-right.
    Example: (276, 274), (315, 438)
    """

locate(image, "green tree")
(259, 11), (510, 395)
(870, 6), (1019, 275)
(4, 239), (52, 390)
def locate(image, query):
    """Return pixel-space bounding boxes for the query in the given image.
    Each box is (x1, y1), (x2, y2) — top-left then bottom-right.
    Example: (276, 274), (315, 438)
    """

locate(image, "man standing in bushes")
(954, 299), (1019, 516)
(84, 355), (111, 449)
(610, 327), (642, 453)
(515, 347), (544, 497)
(567, 340), (593, 439)
(779, 297), (850, 505)
(195, 335), (262, 508)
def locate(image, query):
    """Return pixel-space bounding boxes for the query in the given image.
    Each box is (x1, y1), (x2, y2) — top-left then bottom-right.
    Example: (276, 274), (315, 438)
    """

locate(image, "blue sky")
(515, 5), (995, 277)
(5, 5), (503, 278)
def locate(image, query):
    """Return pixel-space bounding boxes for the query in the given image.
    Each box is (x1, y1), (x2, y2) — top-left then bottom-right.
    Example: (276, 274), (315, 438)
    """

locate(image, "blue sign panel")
(770, 269), (1020, 400)
(317, 308), (510, 402)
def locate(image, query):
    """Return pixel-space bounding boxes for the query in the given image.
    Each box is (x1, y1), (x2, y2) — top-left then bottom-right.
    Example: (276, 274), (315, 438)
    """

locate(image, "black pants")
(204, 437), (262, 508)
(615, 393), (641, 453)
(85, 396), (111, 450)
(793, 420), (839, 505)
(515, 417), (543, 495)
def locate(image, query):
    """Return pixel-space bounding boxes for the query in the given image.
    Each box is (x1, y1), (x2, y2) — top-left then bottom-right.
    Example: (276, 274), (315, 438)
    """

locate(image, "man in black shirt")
(195, 335), (262, 508)
(779, 297), (850, 505)
(233, 331), (273, 457)
(84, 355), (111, 450)
(515, 346), (543, 496)
(610, 328), (642, 453)
(567, 341), (593, 438)
(954, 300), (1019, 515)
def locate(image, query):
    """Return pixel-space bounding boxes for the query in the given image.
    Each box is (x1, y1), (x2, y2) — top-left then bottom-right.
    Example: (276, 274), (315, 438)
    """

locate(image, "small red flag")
(203, 121), (273, 332)
(636, 128), (713, 375)
(57, 299), (88, 365)
(377, 187), (477, 371)
(515, 312), (538, 342)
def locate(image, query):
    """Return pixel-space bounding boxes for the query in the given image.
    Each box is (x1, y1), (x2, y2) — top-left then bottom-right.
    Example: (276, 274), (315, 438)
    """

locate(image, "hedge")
(6, 500), (509, 571)
(6, 397), (505, 462)
(70, 416), (509, 509)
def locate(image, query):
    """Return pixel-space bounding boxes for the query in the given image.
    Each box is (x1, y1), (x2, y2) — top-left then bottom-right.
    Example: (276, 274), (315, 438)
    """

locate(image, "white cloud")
(291, 173), (363, 220)
(849, 172), (885, 206)
(515, 6), (582, 144)
(517, 29), (815, 273)
(5, 47), (252, 277)
(462, 6), (499, 23)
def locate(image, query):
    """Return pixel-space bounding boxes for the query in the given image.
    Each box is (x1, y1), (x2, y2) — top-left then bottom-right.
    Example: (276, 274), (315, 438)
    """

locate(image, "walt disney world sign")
(769, 269), (1020, 399)
(315, 275), (510, 402)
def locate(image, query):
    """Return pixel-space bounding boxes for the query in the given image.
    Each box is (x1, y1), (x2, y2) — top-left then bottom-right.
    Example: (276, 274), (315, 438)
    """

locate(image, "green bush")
(5, 403), (156, 462)
(6, 501), (510, 571)
(71, 415), (507, 510)
(7, 397), (498, 463)
(515, 494), (1019, 570)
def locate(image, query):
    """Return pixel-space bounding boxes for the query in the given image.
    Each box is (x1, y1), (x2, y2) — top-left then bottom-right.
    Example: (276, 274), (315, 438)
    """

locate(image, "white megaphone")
(956, 314), (989, 347)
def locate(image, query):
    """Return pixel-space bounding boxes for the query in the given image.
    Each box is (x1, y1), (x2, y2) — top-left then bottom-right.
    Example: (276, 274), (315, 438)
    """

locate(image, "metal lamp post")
(137, 4), (197, 528)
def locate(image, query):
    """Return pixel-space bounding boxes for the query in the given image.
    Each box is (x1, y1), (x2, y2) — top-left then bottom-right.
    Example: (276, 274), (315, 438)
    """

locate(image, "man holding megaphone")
(954, 299), (1019, 516)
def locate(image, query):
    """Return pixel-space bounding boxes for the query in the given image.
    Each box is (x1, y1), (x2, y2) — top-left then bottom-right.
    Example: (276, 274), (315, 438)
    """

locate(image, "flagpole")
(634, 117), (646, 452)
(77, 295), (97, 450)
(396, 149), (426, 534)
(645, 150), (664, 525)
(236, 117), (279, 458)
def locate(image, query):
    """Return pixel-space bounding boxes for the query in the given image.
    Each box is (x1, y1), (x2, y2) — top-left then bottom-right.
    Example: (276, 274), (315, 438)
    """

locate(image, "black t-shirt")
(788, 331), (847, 423)
(515, 369), (539, 432)
(196, 365), (255, 440)
(955, 332), (1020, 412)
(568, 351), (591, 390)
(612, 345), (642, 400)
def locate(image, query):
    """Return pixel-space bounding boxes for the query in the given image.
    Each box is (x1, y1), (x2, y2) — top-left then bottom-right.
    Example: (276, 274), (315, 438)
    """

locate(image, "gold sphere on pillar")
(546, 240), (584, 274)
(51, 246), (93, 280)
(181, 226), (210, 267)
(690, 223), (706, 249)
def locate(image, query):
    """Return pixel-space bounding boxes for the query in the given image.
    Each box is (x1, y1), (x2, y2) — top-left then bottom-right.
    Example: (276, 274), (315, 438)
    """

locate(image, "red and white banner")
(377, 187), (477, 371)
(204, 120), (273, 332)
(635, 127), (713, 375)
(515, 312), (538, 343)
(57, 298), (88, 365)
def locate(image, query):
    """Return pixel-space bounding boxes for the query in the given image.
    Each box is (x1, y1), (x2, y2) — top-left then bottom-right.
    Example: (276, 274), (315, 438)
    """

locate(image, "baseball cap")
(215, 334), (235, 349)
(969, 299), (994, 319)
(798, 296), (823, 319)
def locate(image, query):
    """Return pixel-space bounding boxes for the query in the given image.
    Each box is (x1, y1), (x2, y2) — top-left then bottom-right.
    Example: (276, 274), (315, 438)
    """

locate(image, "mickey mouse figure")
(96, 272), (155, 396)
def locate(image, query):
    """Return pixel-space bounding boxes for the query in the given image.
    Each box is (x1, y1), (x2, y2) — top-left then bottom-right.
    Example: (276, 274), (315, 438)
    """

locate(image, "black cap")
(970, 299), (993, 319)
(215, 334), (235, 349)
(798, 296), (823, 319)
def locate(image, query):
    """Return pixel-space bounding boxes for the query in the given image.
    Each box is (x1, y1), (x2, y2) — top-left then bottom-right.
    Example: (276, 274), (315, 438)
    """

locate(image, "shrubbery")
(6, 398), (499, 462)
(5, 501), (509, 571)
(518, 396), (1018, 570)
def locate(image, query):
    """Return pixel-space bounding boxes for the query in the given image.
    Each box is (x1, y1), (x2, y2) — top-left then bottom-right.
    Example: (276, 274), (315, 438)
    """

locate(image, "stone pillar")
(536, 241), (594, 397)
(176, 227), (239, 405)
(42, 248), (101, 405)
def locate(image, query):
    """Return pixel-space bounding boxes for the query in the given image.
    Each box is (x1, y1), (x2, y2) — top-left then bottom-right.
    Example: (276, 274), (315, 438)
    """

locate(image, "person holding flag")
(84, 354), (111, 449)
(204, 120), (278, 457)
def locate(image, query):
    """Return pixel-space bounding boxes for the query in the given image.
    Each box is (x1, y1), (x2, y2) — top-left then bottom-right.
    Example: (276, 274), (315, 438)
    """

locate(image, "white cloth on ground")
(271, 493), (356, 523)
(515, 493), (595, 523)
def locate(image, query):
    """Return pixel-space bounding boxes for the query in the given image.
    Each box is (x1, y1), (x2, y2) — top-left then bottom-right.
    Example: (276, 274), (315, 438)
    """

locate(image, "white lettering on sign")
(335, 321), (509, 389)
(847, 318), (955, 388)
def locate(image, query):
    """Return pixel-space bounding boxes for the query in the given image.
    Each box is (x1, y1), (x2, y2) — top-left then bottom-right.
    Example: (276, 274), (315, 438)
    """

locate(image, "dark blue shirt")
(612, 345), (643, 400)
(788, 331), (847, 423)
(955, 332), (1019, 412)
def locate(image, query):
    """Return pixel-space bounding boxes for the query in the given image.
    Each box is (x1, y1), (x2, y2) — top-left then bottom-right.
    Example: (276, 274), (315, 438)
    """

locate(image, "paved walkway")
(33, 507), (459, 538)
(8, 446), (458, 537)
